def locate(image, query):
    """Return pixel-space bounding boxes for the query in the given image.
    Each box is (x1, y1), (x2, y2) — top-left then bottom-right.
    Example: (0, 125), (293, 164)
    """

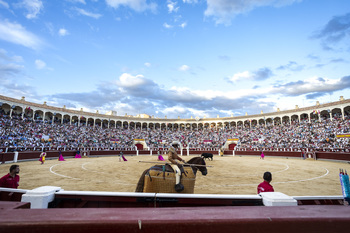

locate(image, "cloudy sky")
(0, 0), (349, 119)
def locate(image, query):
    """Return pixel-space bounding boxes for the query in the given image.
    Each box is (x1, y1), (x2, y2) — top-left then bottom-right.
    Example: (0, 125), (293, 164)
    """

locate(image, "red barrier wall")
(235, 150), (302, 158)
(1, 150), (349, 163)
(315, 152), (350, 161)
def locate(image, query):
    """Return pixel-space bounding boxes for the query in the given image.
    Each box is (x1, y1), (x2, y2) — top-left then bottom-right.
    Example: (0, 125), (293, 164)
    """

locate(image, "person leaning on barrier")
(257, 171), (274, 194)
(0, 164), (20, 189)
(167, 144), (186, 192)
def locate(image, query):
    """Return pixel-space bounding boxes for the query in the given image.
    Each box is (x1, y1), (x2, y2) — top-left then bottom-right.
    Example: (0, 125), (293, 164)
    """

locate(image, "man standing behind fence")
(0, 164), (20, 189)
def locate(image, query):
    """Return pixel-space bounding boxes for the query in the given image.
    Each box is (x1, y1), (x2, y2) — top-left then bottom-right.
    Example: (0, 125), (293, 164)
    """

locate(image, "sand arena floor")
(1, 155), (350, 196)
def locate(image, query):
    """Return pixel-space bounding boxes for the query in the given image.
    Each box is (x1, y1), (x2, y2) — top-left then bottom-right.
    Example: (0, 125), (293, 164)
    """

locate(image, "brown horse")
(135, 157), (207, 193)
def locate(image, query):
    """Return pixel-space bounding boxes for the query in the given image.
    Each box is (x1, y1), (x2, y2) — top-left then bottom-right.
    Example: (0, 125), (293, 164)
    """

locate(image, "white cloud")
(67, 0), (86, 4)
(179, 65), (190, 71)
(163, 22), (173, 29)
(0, 19), (43, 50)
(0, 0), (9, 8)
(58, 28), (69, 36)
(229, 71), (251, 82)
(271, 76), (347, 96)
(183, 0), (198, 3)
(45, 22), (55, 36)
(229, 68), (273, 82)
(106, 0), (157, 12)
(118, 73), (147, 87)
(144, 62), (151, 67)
(0, 63), (24, 76)
(205, 0), (302, 25)
(163, 105), (187, 116)
(0, 49), (23, 62)
(18, 0), (44, 19)
(167, 1), (179, 13)
(47, 72), (350, 119)
(35, 59), (46, 69)
(12, 55), (23, 63)
(180, 22), (187, 28)
(75, 7), (102, 19)
(170, 86), (218, 100)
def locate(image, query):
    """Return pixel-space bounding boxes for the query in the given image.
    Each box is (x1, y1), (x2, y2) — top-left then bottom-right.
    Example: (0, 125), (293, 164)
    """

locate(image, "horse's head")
(198, 157), (207, 176)
(187, 157), (207, 176)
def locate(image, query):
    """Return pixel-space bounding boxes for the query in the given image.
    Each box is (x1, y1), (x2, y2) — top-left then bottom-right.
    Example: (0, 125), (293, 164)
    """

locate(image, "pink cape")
(58, 154), (65, 161)
(158, 155), (165, 161)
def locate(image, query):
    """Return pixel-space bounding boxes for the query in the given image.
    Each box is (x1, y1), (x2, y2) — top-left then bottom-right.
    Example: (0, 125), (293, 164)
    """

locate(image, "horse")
(201, 153), (213, 160)
(135, 157), (207, 193)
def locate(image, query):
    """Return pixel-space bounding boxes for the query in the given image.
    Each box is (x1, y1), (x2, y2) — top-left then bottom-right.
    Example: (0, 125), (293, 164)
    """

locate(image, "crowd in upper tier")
(0, 109), (349, 152)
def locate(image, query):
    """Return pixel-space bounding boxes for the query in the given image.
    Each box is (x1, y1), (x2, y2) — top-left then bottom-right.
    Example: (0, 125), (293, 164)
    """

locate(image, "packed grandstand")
(1, 95), (350, 232)
(0, 95), (349, 153)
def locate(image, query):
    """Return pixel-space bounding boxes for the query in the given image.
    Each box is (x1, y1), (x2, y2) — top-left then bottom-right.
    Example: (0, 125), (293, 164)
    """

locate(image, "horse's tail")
(135, 168), (150, 192)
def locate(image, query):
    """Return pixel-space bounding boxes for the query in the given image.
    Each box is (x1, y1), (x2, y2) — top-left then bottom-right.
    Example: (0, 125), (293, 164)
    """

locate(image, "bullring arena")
(1, 94), (350, 233)
(2, 155), (349, 196)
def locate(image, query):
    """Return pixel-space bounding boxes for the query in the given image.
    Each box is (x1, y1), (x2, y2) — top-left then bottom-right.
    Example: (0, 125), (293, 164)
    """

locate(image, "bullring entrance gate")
(133, 139), (147, 150)
(224, 138), (239, 150)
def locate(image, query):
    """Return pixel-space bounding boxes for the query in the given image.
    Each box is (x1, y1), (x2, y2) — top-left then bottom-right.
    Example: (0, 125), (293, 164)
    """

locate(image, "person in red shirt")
(0, 164), (20, 189)
(257, 171), (274, 194)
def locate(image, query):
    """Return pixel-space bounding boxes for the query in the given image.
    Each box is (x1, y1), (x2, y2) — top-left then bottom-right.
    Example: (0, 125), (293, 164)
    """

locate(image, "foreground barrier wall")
(0, 178), (347, 233)
(0, 204), (349, 233)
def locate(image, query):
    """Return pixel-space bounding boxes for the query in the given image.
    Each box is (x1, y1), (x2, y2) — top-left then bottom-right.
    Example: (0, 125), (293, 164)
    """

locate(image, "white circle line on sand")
(200, 168), (329, 187)
(272, 162), (290, 174)
(50, 162), (82, 180)
(81, 162), (90, 170)
(273, 168), (329, 184)
(81, 162), (94, 171)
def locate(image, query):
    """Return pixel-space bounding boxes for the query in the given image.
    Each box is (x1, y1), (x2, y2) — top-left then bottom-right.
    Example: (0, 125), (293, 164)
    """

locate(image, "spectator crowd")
(0, 110), (349, 152)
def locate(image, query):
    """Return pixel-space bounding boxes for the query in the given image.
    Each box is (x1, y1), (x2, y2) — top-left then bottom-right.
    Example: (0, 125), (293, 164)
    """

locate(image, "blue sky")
(0, 0), (349, 119)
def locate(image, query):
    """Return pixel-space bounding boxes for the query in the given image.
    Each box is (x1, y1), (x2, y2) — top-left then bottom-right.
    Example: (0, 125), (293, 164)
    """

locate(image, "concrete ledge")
(260, 192), (298, 206)
(21, 186), (62, 209)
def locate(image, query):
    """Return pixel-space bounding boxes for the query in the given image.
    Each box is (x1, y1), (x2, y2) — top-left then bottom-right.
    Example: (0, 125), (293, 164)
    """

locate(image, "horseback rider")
(167, 144), (186, 192)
